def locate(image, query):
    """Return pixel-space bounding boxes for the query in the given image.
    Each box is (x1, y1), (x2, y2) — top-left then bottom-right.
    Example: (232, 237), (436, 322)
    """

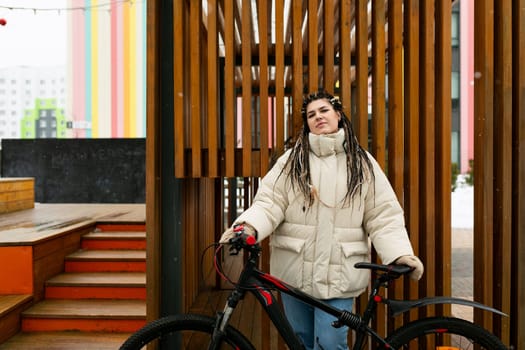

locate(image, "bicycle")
(120, 228), (508, 349)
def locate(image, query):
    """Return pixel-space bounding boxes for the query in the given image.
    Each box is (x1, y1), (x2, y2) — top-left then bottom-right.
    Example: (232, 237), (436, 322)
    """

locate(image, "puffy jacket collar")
(308, 128), (345, 157)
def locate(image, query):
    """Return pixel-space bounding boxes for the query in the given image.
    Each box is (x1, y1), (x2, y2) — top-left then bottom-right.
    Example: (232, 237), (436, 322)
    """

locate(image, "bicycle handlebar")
(225, 226), (412, 281)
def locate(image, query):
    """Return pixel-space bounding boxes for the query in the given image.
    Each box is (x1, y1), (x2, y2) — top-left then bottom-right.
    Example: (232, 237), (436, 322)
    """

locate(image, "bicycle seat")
(354, 262), (412, 276)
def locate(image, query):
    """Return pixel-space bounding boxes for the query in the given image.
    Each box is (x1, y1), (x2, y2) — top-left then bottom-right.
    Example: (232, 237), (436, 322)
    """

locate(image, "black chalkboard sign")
(1, 139), (145, 203)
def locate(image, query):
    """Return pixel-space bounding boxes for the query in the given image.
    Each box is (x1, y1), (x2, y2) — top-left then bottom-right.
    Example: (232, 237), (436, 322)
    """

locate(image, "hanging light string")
(0, 0), (135, 13)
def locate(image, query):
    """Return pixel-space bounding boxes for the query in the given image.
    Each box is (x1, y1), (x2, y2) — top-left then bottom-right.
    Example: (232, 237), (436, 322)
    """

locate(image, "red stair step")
(45, 272), (146, 300)
(21, 299), (146, 333)
(65, 250), (146, 272)
(0, 331), (132, 350)
(81, 231), (146, 250)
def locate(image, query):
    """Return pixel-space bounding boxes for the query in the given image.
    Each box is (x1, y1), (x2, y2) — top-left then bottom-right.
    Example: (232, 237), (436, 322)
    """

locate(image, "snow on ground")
(451, 175), (473, 229)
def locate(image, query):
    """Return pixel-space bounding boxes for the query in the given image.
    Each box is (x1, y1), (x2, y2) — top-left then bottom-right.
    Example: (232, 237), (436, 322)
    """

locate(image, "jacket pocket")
(340, 241), (369, 257)
(334, 241), (370, 295)
(270, 235), (306, 289)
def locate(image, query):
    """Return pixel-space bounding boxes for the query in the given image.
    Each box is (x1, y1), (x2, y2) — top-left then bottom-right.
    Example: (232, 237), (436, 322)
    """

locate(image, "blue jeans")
(281, 293), (354, 350)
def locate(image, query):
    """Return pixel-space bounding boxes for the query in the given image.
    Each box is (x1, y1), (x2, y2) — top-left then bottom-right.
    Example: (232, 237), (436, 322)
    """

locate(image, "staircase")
(0, 224), (146, 349)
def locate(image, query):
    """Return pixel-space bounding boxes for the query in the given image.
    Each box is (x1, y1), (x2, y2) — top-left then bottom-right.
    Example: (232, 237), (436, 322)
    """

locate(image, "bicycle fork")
(209, 289), (243, 349)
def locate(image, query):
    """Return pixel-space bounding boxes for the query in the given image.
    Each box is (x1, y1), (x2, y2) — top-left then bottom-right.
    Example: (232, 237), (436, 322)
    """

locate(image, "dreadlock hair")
(280, 89), (375, 207)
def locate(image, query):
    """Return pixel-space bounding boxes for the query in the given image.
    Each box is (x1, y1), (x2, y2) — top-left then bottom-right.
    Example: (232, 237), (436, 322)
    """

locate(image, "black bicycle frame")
(224, 247), (387, 350)
(217, 237), (508, 350)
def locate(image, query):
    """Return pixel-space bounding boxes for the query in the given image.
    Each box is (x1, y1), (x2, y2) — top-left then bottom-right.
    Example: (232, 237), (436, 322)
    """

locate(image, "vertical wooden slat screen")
(419, 0), (436, 320)
(258, 1), (270, 175)
(308, 0), (319, 93)
(474, 0), (525, 347)
(207, 0), (218, 177)
(369, 0), (387, 340)
(224, 0), (235, 178)
(145, 0), (160, 326)
(434, 0), (452, 318)
(512, 2), (525, 348)
(241, 1), (252, 177)
(190, 2), (202, 177)
(474, 0), (495, 335)
(355, 0), (369, 143)
(371, 0), (386, 163)
(275, 0), (285, 153)
(323, 0), (335, 92)
(403, 0), (421, 321)
(173, 0), (185, 178)
(292, 0), (303, 135)
(387, 0), (405, 332)
(493, 0), (512, 341)
(147, 0), (524, 348)
(339, 0), (351, 118)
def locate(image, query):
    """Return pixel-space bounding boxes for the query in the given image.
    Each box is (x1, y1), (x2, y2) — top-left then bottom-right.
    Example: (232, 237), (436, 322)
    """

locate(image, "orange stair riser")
(96, 224), (146, 232)
(45, 286), (146, 300)
(65, 261), (146, 273)
(81, 240), (146, 250)
(22, 318), (145, 332)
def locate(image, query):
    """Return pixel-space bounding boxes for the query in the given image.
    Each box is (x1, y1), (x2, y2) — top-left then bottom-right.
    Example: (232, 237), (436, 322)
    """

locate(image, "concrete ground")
(451, 228), (474, 321)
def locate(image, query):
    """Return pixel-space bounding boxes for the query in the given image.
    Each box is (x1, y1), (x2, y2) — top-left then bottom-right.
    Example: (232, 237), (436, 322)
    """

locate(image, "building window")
(451, 71), (460, 99)
(451, 12), (459, 47)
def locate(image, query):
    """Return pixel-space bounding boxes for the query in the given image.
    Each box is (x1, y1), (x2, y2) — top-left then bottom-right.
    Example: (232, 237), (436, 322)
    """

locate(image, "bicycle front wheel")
(119, 314), (255, 350)
(384, 316), (507, 349)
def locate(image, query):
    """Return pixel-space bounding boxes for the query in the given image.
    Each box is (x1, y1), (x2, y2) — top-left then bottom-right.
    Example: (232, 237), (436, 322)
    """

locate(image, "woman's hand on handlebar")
(219, 222), (257, 244)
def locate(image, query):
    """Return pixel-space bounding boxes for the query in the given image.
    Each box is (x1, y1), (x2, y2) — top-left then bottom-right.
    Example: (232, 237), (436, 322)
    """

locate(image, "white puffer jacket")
(235, 129), (414, 299)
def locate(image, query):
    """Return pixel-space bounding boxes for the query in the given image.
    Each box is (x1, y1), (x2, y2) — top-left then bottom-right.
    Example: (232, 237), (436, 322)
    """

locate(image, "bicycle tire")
(119, 313), (256, 350)
(383, 316), (507, 349)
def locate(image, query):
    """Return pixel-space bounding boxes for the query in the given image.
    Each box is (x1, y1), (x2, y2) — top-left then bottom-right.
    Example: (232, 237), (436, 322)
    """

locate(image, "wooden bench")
(0, 178), (35, 214)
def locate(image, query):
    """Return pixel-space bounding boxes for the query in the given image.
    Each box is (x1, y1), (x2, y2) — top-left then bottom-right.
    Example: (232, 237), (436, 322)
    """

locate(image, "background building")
(0, 65), (66, 140)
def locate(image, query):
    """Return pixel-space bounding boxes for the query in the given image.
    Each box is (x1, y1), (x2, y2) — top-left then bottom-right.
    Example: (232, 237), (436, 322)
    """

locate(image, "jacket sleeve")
(363, 155), (415, 264)
(233, 152), (291, 241)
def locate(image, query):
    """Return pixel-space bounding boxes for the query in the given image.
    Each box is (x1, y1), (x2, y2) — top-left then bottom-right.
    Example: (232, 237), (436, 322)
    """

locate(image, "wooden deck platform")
(0, 203), (145, 246)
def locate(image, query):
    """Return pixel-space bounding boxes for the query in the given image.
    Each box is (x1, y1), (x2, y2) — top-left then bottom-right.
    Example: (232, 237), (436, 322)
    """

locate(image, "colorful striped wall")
(67, 0), (146, 138)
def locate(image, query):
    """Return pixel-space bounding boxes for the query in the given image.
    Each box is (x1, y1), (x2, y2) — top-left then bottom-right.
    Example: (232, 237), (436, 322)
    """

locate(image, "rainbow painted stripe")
(68, 0), (146, 138)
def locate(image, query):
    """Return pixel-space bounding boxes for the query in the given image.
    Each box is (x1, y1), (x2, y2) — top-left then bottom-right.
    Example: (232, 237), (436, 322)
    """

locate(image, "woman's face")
(305, 98), (341, 135)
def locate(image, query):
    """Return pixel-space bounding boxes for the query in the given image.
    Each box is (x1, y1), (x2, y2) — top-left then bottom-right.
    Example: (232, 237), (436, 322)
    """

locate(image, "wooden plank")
(65, 250), (146, 261)
(207, 0), (219, 177)
(0, 331), (130, 350)
(355, 0), (368, 145)
(0, 178), (34, 213)
(292, 0), (304, 135)
(339, 0), (352, 118)
(22, 299), (145, 319)
(0, 294), (33, 344)
(242, 0), (252, 177)
(387, 0), (404, 331)
(224, 0), (235, 177)
(258, 0), (270, 176)
(371, 0), (386, 162)
(493, 0), (512, 343)
(512, 1), (525, 348)
(474, 0), (495, 332)
(0, 295), (32, 317)
(173, 0), (185, 178)
(323, 0), (334, 92)
(420, 0), (436, 320)
(435, 0), (452, 320)
(190, 1), (202, 177)
(46, 272), (145, 287)
(308, 0), (319, 93)
(275, 0), (285, 153)
(403, 0), (421, 321)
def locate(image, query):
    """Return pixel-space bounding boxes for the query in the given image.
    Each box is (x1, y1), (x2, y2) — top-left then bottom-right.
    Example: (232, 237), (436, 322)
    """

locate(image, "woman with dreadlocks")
(221, 90), (423, 350)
